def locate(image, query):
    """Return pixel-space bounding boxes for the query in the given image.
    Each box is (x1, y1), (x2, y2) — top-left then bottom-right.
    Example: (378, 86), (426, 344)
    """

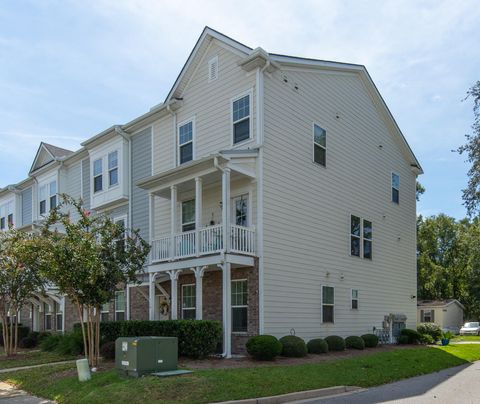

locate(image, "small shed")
(417, 299), (465, 333)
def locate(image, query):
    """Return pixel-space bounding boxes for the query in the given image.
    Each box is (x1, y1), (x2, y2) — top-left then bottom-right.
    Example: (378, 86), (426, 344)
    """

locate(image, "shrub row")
(73, 320), (222, 359)
(417, 323), (442, 342)
(0, 325), (30, 346)
(400, 328), (439, 345)
(39, 331), (84, 356)
(246, 333), (379, 361)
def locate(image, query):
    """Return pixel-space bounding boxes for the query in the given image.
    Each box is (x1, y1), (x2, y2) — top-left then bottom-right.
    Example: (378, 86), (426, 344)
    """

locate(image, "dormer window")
(93, 159), (103, 193)
(108, 151), (118, 187)
(39, 181), (57, 216)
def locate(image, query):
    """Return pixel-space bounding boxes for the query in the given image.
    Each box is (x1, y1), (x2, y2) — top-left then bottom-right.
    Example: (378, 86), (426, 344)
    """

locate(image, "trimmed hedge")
(325, 335), (345, 351)
(279, 335), (308, 357)
(307, 338), (328, 354)
(400, 328), (422, 344)
(0, 325), (30, 346)
(419, 333), (434, 345)
(40, 334), (63, 352)
(246, 335), (282, 360)
(398, 335), (410, 344)
(361, 334), (379, 348)
(100, 341), (116, 360)
(417, 323), (442, 342)
(74, 320), (222, 358)
(345, 336), (365, 350)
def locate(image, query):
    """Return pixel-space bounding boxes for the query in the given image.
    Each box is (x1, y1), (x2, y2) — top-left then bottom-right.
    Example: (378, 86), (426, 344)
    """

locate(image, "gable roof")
(418, 299), (465, 310)
(29, 142), (73, 174)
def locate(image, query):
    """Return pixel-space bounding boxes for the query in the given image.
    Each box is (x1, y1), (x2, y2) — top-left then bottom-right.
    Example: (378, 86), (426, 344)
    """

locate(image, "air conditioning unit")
(115, 336), (178, 377)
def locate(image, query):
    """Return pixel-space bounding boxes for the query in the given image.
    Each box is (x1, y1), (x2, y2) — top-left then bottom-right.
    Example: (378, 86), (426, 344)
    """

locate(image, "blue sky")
(1, 0), (479, 219)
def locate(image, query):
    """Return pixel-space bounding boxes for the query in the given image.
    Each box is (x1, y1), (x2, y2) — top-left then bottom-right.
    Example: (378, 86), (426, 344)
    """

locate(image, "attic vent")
(208, 56), (218, 82)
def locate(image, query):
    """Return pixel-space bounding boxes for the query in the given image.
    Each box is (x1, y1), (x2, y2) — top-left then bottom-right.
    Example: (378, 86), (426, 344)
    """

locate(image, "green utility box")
(115, 336), (178, 377)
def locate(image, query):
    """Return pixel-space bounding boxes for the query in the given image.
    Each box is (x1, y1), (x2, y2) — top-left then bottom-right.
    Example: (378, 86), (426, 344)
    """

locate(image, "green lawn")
(1, 345), (480, 403)
(452, 335), (480, 342)
(0, 350), (76, 370)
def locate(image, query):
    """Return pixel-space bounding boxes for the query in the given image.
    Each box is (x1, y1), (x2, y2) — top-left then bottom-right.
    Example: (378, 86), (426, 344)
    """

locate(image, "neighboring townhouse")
(1, 27), (422, 357)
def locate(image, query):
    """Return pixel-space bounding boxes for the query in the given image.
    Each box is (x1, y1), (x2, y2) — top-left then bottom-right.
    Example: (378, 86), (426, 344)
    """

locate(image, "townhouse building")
(1, 27), (422, 356)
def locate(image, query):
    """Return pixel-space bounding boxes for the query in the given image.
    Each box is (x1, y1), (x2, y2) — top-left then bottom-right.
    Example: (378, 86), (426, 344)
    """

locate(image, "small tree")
(39, 195), (150, 367)
(0, 229), (45, 356)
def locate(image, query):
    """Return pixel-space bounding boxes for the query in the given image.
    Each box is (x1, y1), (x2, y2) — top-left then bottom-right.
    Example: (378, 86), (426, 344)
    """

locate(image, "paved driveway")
(0, 382), (51, 404)
(301, 361), (480, 404)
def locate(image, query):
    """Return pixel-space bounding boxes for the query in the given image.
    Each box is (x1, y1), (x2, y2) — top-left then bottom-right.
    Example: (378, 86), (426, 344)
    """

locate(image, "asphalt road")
(300, 361), (480, 404)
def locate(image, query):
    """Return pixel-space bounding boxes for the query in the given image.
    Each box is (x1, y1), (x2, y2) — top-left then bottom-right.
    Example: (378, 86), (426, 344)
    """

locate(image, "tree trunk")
(14, 309), (18, 354)
(75, 301), (88, 362)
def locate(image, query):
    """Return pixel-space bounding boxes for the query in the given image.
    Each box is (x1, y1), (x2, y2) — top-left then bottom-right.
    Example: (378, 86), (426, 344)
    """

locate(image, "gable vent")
(208, 56), (218, 82)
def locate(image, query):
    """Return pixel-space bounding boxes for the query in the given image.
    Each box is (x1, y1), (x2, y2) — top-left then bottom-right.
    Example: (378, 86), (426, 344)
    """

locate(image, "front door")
(155, 295), (170, 321)
(32, 306), (40, 332)
(232, 194), (249, 227)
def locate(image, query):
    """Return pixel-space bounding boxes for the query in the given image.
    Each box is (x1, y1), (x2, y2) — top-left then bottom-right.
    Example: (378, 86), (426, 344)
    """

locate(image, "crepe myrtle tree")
(39, 194), (150, 367)
(0, 229), (45, 356)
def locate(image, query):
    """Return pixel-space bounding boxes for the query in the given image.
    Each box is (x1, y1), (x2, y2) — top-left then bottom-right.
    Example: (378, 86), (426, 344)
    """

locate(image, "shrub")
(325, 335), (345, 351)
(19, 335), (37, 349)
(246, 335), (282, 360)
(38, 332), (52, 343)
(361, 334), (379, 348)
(345, 336), (365, 350)
(398, 335), (410, 344)
(100, 341), (116, 360)
(417, 323), (442, 341)
(0, 325), (30, 346)
(40, 334), (62, 352)
(73, 320), (222, 358)
(279, 335), (308, 357)
(419, 333), (434, 344)
(55, 332), (84, 356)
(400, 328), (422, 344)
(307, 338), (328, 354)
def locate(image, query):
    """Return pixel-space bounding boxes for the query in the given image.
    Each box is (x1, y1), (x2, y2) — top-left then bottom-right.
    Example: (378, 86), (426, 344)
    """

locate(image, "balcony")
(151, 224), (255, 262)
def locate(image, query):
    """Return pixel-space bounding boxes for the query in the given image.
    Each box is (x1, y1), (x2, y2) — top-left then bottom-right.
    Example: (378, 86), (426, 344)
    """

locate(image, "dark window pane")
(232, 307), (248, 332)
(314, 144), (326, 166)
(314, 125), (326, 147)
(56, 314), (63, 330)
(351, 236), (360, 256)
(45, 315), (52, 330)
(179, 122), (193, 144)
(0, 217), (5, 229)
(364, 240), (372, 259)
(183, 309), (196, 320)
(7, 214), (13, 227)
(94, 175), (103, 193)
(352, 299), (358, 309)
(40, 200), (46, 215)
(322, 306), (334, 323)
(109, 168), (118, 186)
(101, 312), (110, 322)
(115, 312), (125, 321)
(322, 286), (334, 304)
(233, 95), (249, 121)
(351, 215), (361, 236)
(392, 173), (400, 189)
(392, 188), (399, 204)
(234, 118), (250, 144)
(363, 220), (372, 240)
(180, 142), (193, 164)
(50, 195), (57, 210)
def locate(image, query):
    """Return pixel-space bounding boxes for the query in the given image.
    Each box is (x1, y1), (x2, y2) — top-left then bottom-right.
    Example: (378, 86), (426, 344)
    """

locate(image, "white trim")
(114, 290), (126, 321)
(181, 283), (196, 319)
(321, 285), (335, 324)
(208, 55), (219, 82)
(180, 199), (195, 232)
(231, 89), (254, 147)
(312, 122), (327, 167)
(349, 213), (373, 260)
(351, 288), (359, 310)
(231, 193), (250, 227)
(391, 171), (400, 204)
(177, 117), (196, 166)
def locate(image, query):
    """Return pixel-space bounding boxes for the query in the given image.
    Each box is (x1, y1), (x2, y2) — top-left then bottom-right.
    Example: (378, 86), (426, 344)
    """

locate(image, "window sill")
(232, 137), (254, 149)
(312, 160), (326, 169)
(232, 332), (249, 335)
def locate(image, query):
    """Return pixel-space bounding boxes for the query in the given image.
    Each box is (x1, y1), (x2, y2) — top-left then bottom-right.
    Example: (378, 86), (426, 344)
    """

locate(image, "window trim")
(231, 193), (250, 227)
(93, 158), (103, 194)
(38, 181), (57, 216)
(181, 283), (196, 319)
(231, 278), (248, 333)
(101, 302), (110, 322)
(181, 199), (196, 232)
(114, 291), (126, 321)
(321, 285), (334, 323)
(351, 289), (359, 310)
(108, 151), (119, 188)
(391, 172), (400, 204)
(231, 89), (253, 147)
(177, 117), (195, 166)
(312, 122), (327, 167)
(349, 214), (373, 260)
(55, 302), (63, 331)
(44, 303), (52, 331)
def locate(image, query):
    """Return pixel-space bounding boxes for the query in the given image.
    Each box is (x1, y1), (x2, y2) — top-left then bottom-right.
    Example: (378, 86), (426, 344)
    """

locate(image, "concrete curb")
(0, 360), (77, 374)
(215, 386), (364, 404)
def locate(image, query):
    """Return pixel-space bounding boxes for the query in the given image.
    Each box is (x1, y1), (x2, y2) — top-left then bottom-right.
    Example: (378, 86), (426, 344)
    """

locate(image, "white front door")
(232, 194), (249, 227)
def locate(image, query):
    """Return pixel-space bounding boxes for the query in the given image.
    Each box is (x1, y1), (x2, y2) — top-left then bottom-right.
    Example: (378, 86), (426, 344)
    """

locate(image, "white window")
(39, 185), (47, 215)
(392, 173), (400, 204)
(313, 124), (326, 166)
(351, 289), (359, 310)
(178, 121), (194, 165)
(0, 201), (13, 230)
(115, 291), (125, 321)
(55, 302), (63, 331)
(322, 286), (334, 323)
(101, 302), (110, 322)
(93, 159), (103, 193)
(181, 284), (196, 319)
(181, 200), (195, 232)
(208, 55), (218, 82)
(422, 309), (434, 323)
(39, 181), (57, 216)
(232, 194), (249, 227)
(232, 94), (250, 144)
(49, 181), (57, 209)
(108, 151), (119, 187)
(44, 303), (52, 330)
(232, 280), (248, 332)
(350, 215), (372, 259)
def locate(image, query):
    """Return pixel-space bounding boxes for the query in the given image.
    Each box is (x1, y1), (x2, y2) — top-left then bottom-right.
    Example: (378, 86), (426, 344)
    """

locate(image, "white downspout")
(167, 105), (177, 167)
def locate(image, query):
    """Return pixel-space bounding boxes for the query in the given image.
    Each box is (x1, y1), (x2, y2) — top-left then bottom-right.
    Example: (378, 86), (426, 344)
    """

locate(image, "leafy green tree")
(0, 229), (45, 356)
(39, 195), (150, 367)
(416, 182), (425, 201)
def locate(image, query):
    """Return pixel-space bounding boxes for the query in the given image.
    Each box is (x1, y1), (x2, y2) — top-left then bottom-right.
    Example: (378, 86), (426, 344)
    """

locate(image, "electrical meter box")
(115, 336), (178, 377)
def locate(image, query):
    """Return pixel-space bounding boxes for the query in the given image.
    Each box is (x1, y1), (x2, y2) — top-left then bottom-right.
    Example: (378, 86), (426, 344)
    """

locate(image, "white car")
(459, 322), (480, 335)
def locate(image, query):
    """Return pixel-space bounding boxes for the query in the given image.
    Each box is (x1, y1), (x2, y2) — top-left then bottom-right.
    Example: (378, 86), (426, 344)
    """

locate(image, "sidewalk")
(0, 382), (52, 404)
(0, 360), (77, 374)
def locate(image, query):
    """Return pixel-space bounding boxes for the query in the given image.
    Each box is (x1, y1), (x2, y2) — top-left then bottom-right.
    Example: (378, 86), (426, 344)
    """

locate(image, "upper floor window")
(182, 284), (196, 319)
(351, 289), (359, 309)
(322, 286), (334, 323)
(392, 173), (400, 204)
(39, 181), (57, 216)
(313, 124), (326, 166)
(39, 185), (47, 215)
(232, 279), (248, 332)
(93, 159), (103, 193)
(115, 291), (125, 321)
(49, 181), (57, 209)
(178, 121), (194, 165)
(108, 151), (119, 187)
(114, 216), (127, 252)
(0, 201), (13, 229)
(233, 194), (248, 227)
(350, 215), (372, 259)
(0, 217), (5, 230)
(232, 94), (250, 144)
(181, 200), (195, 232)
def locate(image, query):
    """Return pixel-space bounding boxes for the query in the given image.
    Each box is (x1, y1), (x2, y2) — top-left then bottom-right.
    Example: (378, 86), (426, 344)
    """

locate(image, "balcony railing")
(150, 224), (255, 263)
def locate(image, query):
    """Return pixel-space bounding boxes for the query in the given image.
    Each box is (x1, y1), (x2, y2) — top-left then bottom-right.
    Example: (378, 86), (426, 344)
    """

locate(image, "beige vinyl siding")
(262, 67), (417, 339)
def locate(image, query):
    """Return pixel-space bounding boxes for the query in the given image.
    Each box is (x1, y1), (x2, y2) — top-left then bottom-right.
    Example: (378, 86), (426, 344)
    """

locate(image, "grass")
(2, 345), (480, 403)
(0, 350), (76, 370)
(451, 335), (480, 342)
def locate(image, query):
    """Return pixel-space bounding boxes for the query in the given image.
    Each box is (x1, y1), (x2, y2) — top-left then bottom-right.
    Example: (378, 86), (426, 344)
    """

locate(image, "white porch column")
(167, 270), (180, 320)
(222, 168), (231, 253)
(195, 177), (203, 256)
(61, 297), (65, 334)
(219, 262), (232, 358)
(170, 185), (177, 258)
(126, 285), (131, 320)
(149, 273), (156, 321)
(193, 266), (205, 320)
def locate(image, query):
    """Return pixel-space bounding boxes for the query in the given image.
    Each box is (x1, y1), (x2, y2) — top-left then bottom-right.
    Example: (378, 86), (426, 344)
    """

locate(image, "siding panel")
(21, 187), (32, 226)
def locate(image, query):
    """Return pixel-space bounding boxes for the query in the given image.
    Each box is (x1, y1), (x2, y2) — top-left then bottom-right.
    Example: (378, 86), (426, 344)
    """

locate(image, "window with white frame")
(232, 280), (248, 332)
(181, 200), (195, 232)
(421, 309), (434, 323)
(232, 94), (250, 144)
(392, 173), (400, 204)
(108, 151), (119, 187)
(322, 286), (334, 323)
(39, 181), (57, 216)
(101, 302), (110, 322)
(351, 289), (359, 310)
(182, 284), (196, 319)
(313, 124), (326, 166)
(55, 302), (63, 331)
(0, 201), (13, 230)
(233, 194), (248, 226)
(114, 216), (127, 252)
(49, 181), (57, 209)
(350, 215), (373, 259)
(39, 185), (47, 215)
(115, 291), (125, 321)
(178, 121), (194, 164)
(93, 158), (103, 193)
(208, 55), (218, 82)
(44, 303), (52, 330)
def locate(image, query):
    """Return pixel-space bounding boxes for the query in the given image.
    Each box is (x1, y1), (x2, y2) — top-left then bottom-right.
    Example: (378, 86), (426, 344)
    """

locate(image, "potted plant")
(441, 331), (454, 346)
